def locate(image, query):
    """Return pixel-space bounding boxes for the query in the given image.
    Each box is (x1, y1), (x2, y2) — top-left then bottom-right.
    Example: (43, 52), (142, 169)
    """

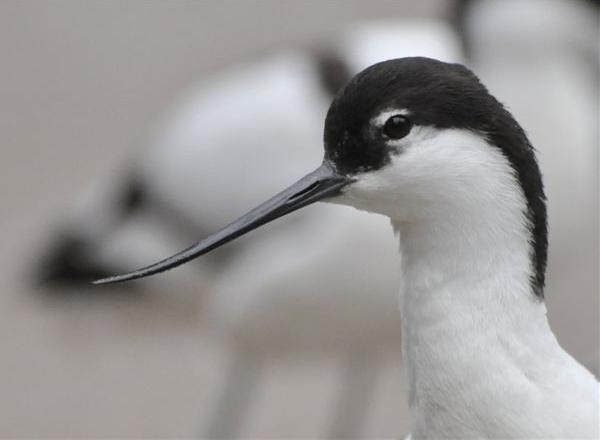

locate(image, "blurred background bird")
(1, 0), (597, 437)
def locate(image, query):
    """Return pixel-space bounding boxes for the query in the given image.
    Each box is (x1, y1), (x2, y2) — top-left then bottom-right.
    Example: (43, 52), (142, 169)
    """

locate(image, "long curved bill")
(93, 163), (349, 285)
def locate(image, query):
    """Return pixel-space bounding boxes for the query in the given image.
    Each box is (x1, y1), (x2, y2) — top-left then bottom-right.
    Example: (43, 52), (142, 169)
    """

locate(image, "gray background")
(0, 1), (596, 438)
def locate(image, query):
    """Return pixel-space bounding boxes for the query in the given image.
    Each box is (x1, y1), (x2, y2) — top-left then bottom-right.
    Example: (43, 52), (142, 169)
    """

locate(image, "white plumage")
(39, 1), (598, 437)
(339, 126), (599, 437)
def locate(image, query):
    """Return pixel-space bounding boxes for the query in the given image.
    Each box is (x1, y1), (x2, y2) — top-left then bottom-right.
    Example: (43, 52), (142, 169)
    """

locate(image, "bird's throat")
(392, 210), (561, 437)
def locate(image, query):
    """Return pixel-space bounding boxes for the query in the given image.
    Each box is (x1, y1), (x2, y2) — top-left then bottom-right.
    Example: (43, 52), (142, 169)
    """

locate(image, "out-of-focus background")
(1, 0), (597, 438)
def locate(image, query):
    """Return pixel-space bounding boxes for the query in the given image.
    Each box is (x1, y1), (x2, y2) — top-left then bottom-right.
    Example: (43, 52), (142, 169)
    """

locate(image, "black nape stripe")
(323, 57), (548, 297)
(483, 110), (548, 298)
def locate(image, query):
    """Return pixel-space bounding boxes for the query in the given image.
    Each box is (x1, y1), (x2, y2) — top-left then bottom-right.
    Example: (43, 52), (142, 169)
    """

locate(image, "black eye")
(383, 115), (412, 139)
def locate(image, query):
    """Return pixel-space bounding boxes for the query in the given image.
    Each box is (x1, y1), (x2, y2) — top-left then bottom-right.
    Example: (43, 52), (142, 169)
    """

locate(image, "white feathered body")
(340, 127), (600, 438)
(39, 8), (599, 438)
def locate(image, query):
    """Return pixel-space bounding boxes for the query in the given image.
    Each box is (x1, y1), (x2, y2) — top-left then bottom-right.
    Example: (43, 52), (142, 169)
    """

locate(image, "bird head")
(94, 57), (546, 293)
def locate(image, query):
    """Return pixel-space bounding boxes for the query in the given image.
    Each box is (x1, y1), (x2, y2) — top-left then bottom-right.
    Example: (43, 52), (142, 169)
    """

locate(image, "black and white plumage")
(324, 57), (548, 295)
(33, 1), (598, 435)
(36, 23), (460, 436)
(96, 57), (599, 438)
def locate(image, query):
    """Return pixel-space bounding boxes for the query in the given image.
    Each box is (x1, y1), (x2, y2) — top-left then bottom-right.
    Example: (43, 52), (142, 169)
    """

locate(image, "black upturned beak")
(93, 162), (349, 285)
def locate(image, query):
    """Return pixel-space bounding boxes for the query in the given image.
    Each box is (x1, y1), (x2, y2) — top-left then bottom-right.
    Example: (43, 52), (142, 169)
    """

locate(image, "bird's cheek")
(331, 172), (401, 218)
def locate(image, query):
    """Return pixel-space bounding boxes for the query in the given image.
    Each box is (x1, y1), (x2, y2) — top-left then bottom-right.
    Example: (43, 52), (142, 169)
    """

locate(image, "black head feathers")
(323, 57), (547, 297)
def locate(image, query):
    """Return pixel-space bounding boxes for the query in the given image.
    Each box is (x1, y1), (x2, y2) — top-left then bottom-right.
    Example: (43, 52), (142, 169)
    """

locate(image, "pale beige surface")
(0, 1), (441, 437)
(0, 1), (597, 438)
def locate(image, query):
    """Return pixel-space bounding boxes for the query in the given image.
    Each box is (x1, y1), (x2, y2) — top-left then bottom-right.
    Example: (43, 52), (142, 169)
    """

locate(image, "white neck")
(392, 174), (599, 438)
(338, 128), (598, 437)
